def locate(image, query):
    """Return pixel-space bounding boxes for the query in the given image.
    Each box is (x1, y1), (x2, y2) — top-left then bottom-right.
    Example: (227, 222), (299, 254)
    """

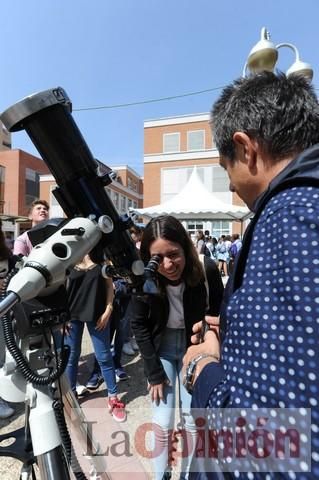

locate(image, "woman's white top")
(166, 281), (185, 329)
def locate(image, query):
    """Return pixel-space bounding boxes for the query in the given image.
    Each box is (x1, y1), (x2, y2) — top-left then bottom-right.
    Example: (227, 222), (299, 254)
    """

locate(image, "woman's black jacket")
(131, 257), (224, 385)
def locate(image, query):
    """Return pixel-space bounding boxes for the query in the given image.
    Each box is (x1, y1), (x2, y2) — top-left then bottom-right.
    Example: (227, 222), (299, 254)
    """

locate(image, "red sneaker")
(108, 396), (126, 422)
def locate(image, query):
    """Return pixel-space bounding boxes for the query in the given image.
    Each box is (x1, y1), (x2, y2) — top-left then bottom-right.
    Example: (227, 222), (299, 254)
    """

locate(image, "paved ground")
(0, 328), (155, 480)
(0, 276), (230, 479)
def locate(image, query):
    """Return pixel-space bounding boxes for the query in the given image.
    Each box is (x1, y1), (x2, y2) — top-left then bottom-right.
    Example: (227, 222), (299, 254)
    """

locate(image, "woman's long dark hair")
(140, 215), (204, 287)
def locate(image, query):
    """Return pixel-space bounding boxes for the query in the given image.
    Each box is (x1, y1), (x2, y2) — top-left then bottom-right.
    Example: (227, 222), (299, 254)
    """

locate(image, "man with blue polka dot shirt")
(183, 72), (319, 479)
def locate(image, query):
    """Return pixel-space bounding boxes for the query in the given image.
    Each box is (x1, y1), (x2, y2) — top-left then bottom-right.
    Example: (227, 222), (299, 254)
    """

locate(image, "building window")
(25, 168), (39, 206)
(127, 198), (133, 210)
(120, 195), (126, 212)
(186, 220), (204, 242)
(186, 219), (230, 240)
(0, 166), (5, 211)
(112, 191), (119, 210)
(211, 221), (230, 238)
(187, 130), (205, 151)
(128, 177), (138, 192)
(212, 166), (229, 192)
(0, 166), (5, 183)
(163, 133), (180, 153)
(161, 165), (230, 203)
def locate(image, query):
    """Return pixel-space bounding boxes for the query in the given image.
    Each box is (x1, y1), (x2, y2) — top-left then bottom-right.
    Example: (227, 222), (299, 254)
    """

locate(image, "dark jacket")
(131, 257), (224, 384)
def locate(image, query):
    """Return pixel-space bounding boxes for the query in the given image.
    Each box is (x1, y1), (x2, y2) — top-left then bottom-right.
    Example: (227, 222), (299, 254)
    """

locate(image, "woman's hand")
(95, 305), (113, 331)
(148, 381), (167, 405)
(62, 322), (72, 336)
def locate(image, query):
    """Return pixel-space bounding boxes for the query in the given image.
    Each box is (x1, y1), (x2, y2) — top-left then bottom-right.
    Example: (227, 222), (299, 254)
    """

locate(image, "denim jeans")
(122, 299), (133, 343)
(65, 320), (117, 396)
(110, 303), (130, 369)
(151, 328), (197, 480)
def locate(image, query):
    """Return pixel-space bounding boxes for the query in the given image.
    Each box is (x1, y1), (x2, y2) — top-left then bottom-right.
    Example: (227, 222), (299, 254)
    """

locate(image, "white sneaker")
(122, 342), (135, 356)
(0, 398), (14, 419)
(76, 384), (89, 396)
(130, 337), (139, 351)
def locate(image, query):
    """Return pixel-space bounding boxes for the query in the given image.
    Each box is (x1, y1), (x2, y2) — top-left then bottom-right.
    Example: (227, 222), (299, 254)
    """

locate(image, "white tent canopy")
(130, 167), (252, 222)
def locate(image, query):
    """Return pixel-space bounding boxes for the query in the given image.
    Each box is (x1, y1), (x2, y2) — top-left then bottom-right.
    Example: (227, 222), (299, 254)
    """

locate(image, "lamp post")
(243, 27), (313, 81)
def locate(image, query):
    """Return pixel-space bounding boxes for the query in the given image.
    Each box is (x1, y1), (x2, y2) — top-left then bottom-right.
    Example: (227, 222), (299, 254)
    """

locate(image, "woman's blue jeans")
(65, 320), (117, 396)
(151, 328), (197, 480)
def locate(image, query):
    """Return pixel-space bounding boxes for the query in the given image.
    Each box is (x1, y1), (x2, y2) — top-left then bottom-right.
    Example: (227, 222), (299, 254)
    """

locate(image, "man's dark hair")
(211, 71), (319, 163)
(29, 199), (49, 214)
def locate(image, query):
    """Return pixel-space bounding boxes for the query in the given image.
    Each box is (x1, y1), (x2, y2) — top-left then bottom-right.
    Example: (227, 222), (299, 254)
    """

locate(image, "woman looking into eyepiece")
(131, 215), (224, 480)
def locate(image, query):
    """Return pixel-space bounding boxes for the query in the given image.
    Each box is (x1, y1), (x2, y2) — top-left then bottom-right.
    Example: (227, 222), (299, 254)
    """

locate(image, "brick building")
(0, 148), (50, 237)
(143, 112), (246, 237)
(40, 164), (143, 218)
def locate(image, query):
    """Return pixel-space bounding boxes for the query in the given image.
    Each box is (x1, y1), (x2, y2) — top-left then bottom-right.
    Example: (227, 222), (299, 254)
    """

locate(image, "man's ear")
(232, 132), (258, 170)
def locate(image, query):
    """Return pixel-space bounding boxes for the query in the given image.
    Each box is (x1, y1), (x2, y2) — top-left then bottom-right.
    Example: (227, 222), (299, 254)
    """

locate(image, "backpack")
(202, 243), (211, 258)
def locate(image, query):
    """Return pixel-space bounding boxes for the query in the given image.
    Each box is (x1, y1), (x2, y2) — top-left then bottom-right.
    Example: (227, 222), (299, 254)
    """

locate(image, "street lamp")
(243, 27), (313, 81)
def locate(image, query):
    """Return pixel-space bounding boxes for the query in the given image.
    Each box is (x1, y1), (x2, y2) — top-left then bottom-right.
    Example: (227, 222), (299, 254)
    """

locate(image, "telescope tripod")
(0, 326), (110, 480)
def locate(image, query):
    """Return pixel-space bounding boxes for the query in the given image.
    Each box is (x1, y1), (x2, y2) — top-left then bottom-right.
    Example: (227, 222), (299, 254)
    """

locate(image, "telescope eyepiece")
(144, 254), (161, 278)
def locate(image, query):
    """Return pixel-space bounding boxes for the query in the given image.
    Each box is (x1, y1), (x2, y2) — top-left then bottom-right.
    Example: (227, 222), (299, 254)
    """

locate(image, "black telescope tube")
(1, 88), (80, 179)
(0, 87), (142, 279)
(1, 87), (111, 216)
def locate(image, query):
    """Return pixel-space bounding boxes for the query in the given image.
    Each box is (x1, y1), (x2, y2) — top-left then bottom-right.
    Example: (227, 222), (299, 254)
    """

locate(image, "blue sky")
(1, 0), (318, 175)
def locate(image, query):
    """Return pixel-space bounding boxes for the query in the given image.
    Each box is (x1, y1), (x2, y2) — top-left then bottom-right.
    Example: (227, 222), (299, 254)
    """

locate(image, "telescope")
(0, 87), (156, 479)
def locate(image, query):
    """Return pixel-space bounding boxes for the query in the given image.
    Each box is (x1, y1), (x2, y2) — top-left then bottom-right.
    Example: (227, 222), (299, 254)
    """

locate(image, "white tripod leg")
(26, 382), (71, 480)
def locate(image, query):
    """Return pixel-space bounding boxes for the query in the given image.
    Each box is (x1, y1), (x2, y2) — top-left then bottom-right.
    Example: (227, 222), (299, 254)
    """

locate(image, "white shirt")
(166, 282), (185, 329)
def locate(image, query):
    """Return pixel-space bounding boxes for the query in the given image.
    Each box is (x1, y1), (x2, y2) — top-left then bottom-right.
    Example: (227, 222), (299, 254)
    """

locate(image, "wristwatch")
(183, 353), (219, 394)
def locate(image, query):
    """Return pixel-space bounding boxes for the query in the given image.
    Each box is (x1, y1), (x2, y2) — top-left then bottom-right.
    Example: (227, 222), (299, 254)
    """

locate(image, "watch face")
(98, 215), (114, 234)
(183, 358), (197, 394)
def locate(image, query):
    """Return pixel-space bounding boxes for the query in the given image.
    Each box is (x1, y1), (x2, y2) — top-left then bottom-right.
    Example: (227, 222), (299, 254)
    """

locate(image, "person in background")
(4, 233), (14, 252)
(129, 224), (144, 250)
(194, 230), (206, 255)
(13, 199), (49, 257)
(215, 235), (228, 276)
(183, 71), (319, 478)
(205, 236), (217, 261)
(65, 253), (126, 422)
(228, 233), (242, 275)
(86, 277), (131, 388)
(121, 224), (144, 356)
(0, 220), (17, 418)
(131, 215), (224, 480)
(109, 278), (131, 380)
